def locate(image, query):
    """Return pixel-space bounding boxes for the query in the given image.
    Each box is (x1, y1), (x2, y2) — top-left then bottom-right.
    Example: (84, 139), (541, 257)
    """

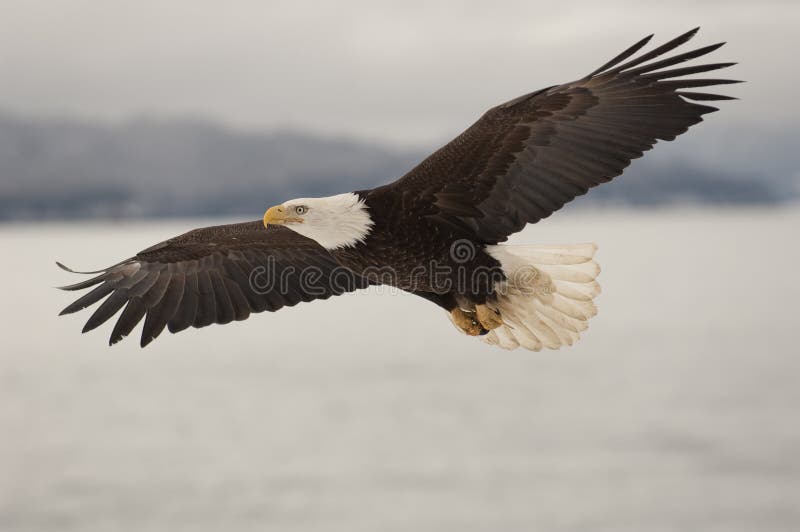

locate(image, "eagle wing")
(385, 28), (739, 243)
(58, 221), (369, 347)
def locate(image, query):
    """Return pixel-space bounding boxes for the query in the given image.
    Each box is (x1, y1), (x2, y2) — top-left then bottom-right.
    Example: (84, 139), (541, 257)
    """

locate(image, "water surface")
(2, 207), (799, 531)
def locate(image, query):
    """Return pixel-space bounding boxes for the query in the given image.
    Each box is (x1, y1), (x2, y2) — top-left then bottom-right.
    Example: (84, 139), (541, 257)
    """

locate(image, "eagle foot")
(449, 308), (487, 336)
(475, 304), (503, 331)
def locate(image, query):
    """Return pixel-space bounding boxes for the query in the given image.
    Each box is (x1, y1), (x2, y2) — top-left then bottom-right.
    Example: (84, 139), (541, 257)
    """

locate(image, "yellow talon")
(449, 308), (484, 336)
(475, 304), (503, 331)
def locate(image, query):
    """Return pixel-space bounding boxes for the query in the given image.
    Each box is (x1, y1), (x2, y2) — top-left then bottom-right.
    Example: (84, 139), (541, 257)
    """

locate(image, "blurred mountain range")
(0, 112), (796, 221)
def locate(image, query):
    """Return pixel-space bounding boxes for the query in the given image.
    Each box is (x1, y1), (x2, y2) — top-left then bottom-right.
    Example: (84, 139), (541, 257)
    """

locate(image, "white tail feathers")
(483, 243), (601, 351)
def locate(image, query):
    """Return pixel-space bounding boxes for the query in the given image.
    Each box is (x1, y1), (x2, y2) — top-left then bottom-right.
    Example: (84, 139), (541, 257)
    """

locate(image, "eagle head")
(263, 192), (373, 250)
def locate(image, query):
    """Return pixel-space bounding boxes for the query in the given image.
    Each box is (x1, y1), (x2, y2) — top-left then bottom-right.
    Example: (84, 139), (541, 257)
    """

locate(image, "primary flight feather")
(58, 28), (739, 350)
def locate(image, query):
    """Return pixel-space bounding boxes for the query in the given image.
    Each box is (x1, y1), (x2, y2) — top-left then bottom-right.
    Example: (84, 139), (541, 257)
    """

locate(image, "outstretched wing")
(386, 28), (740, 243)
(58, 221), (369, 347)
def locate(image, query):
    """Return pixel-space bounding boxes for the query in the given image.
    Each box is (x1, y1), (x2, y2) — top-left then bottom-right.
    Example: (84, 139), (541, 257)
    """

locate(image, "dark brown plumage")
(59, 223), (369, 346)
(58, 28), (738, 348)
(383, 27), (739, 243)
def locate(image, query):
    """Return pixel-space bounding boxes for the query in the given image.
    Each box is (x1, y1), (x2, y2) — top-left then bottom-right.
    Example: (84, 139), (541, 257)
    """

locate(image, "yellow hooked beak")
(263, 205), (303, 228)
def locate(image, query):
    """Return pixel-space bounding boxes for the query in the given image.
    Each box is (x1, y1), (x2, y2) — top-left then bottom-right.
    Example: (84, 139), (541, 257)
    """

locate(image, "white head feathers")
(280, 192), (373, 250)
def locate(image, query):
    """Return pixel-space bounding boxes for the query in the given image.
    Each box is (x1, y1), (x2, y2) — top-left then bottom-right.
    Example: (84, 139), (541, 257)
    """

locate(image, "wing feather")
(110, 298), (147, 345)
(141, 273), (184, 347)
(58, 221), (369, 346)
(168, 273), (199, 334)
(384, 29), (739, 243)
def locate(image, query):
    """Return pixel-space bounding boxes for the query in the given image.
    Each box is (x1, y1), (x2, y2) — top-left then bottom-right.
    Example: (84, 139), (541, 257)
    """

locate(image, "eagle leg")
(449, 308), (487, 336)
(475, 304), (503, 331)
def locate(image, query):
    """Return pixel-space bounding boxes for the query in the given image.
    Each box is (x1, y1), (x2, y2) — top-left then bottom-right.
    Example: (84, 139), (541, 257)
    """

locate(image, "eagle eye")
(294, 205), (308, 215)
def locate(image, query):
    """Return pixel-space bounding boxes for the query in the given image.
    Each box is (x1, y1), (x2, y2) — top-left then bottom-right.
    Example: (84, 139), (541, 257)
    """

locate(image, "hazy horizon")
(1, 110), (794, 222)
(3, 1), (798, 221)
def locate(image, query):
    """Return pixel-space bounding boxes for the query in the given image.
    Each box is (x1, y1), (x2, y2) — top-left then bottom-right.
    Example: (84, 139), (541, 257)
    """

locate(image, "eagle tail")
(483, 243), (601, 351)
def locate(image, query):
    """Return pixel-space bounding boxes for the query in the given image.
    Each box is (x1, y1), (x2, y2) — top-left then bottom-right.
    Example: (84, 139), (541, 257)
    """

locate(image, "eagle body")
(330, 189), (504, 304)
(57, 29), (739, 350)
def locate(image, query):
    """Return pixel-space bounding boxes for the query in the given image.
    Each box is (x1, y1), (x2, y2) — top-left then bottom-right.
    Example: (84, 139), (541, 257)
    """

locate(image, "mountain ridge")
(0, 112), (794, 221)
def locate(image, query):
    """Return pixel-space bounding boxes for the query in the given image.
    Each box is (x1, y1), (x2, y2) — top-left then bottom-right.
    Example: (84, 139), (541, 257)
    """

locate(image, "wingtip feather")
(677, 27), (701, 43)
(55, 261), (109, 275)
(585, 32), (655, 78)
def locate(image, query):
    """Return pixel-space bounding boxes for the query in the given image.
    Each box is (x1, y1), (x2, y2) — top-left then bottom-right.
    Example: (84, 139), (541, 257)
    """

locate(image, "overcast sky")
(1, 0), (797, 146)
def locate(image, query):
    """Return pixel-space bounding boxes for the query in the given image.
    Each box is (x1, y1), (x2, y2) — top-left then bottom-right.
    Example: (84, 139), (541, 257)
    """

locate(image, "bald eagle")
(58, 28), (737, 350)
